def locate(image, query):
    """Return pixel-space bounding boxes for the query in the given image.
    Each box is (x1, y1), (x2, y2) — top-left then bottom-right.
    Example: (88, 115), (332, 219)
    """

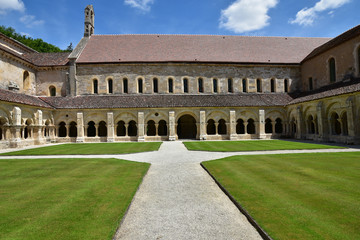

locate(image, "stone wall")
(75, 63), (300, 95)
(36, 68), (69, 96)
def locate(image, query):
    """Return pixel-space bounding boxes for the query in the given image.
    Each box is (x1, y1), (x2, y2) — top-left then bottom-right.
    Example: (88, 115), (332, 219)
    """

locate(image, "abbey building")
(0, 5), (359, 149)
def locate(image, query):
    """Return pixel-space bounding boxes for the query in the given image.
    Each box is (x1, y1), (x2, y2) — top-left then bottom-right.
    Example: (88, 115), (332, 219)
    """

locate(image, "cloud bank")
(0, 0), (25, 14)
(124, 0), (154, 12)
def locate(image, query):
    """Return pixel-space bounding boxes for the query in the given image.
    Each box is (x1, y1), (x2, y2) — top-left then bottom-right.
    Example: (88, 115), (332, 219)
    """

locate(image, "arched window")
(270, 78), (275, 92)
(98, 121), (107, 137)
(93, 79), (98, 94)
(247, 119), (255, 134)
(206, 119), (216, 135)
(24, 120), (31, 139)
(23, 71), (30, 91)
(218, 119), (227, 135)
(341, 112), (348, 136)
(147, 120), (156, 136)
(117, 121), (126, 136)
(284, 79), (288, 93)
(58, 122), (67, 137)
(236, 119), (245, 134)
(153, 78), (158, 93)
(213, 78), (218, 93)
(138, 78), (143, 93)
(108, 79), (113, 94)
(168, 78), (173, 93)
(183, 78), (188, 93)
(87, 121), (96, 137)
(275, 118), (283, 134)
(256, 79), (262, 92)
(123, 78), (128, 93)
(329, 58), (336, 83)
(69, 121), (77, 137)
(158, 120), (167, 136)
(228, 78), (233, 93)
(308, 116), (315, 134)
(128, 120), (137, 136)
(198, 78), (204, 93)
(330, 113), (341, 135)
(49, 86), (56, 96)
(242, 78), (247, 93)
(265, 118), (272, 133)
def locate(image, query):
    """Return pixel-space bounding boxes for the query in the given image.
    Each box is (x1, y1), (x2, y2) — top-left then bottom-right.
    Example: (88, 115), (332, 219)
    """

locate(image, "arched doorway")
(177, 114), (197, 139)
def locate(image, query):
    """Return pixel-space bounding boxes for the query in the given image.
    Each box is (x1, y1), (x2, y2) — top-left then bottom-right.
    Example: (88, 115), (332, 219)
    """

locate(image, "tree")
(65, 43), (73, 52)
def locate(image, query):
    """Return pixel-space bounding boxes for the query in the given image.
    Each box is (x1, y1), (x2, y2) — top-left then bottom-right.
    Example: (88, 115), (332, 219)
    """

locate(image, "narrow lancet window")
(198, 78), (203, 93)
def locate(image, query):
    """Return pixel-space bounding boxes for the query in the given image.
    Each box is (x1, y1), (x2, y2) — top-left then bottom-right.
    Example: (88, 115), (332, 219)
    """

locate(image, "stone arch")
(24, 118), (32, 139)
(207, 119), (216, 135)
(49, 85), (56, 96)
(330, 112), (341, 135)
(58, 121), (67, 137)
(147, 120), (156, 136)
(69, 121), (77, 137)
(116, 121), (126, 136)
(307, 115), (315, 134)
(236, 119), (245, 134)
(247, 118), (256, 134)
(0, 116), (9, 140)
(206, 110), (229, 123)
(265, 118), (272, 133)
(275, 118), (283, 134)
(341, 111), (348, 136)
(23, 71), (30, 91)
(236, 110), (258, 123)
(158, 120), (168, 136)
(128, 120), (137, 137)
(98, 121), (107, 137)
(218, 119), (227, 135)
(87, 121), (96, 137)
(177, 114), (197, 139)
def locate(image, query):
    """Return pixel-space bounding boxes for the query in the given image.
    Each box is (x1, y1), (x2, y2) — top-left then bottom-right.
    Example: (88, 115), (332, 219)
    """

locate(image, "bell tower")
(84, 5), (94, 37)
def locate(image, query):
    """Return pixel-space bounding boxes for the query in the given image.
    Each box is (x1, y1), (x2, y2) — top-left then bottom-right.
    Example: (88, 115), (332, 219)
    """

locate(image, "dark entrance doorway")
(177, 115), (197, 139)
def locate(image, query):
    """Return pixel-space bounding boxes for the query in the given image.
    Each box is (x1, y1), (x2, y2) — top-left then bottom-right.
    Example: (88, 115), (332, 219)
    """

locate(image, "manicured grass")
(0, 158), (150, 240)
(1, 142), (162, 155)
(184, 140), (345, 152)
(202, 152), (360, 240)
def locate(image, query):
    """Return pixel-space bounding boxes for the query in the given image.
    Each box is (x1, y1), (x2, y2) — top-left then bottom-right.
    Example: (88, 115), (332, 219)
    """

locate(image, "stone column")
(168, 111), (176, 141)
(229, 110), (237, 140)
(296, 106), (304, 139)
(107, 112), (115, 142)
(199, 110), (206, 140)
(33, 110), (44, 145)
(258, 109), (266, 139)
(137, 112), (145, 142)
(9, 107), (22, 148)
(346, 97), (356, 141)
(316, 102), (325, 140)
(76, 112), (85, 143)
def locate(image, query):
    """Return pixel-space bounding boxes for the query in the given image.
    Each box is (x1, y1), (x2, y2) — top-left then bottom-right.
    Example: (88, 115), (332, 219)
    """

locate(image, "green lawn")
(202, 152), (360, 240)
(1, 142), (162, 155)
(184, 140), (345, 152)
(0, 158), (149, 240)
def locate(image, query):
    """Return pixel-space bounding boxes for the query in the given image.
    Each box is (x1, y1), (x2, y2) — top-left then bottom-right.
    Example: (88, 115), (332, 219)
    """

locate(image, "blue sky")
(0, 0), (359, 49)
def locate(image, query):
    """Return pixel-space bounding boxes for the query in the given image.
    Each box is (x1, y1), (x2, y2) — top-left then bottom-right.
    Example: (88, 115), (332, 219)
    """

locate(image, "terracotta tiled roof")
(40, 93), (293, 109)
(289, 78), (360, 105)
(23, 52), (70, 66)
(0, 89), (53, 108)
(76, 35), (330, 64)
(302, 24), (360, 62)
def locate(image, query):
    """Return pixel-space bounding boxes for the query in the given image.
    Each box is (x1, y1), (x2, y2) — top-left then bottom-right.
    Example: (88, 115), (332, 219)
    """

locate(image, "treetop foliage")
(0, 25), (72, 53)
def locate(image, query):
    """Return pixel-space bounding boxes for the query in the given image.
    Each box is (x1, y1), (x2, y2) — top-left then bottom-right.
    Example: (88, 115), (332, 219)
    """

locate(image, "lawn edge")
(200, 162), (273, 240)
(111, 163), (151, 240)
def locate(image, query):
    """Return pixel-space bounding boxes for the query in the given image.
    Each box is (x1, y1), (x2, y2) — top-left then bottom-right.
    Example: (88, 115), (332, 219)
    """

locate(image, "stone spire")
(84, 5), (94, 37)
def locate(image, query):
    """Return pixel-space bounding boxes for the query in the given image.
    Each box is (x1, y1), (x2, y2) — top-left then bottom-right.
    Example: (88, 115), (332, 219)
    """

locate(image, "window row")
(91, 77), (290, 94)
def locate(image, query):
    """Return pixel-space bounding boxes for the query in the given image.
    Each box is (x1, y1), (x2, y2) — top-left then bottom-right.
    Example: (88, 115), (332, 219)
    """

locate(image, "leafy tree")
(0, 25), (70, 53)
(65, 42), (73, 52)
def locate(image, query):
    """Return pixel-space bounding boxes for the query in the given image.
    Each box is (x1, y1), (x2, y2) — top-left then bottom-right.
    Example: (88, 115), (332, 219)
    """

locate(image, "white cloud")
(290, 0), (351, 26)
(219, 0), (278, 33)
(20, 15), (44, 28)
(124, 0), (154, 12)
(0, 0), (25, 14)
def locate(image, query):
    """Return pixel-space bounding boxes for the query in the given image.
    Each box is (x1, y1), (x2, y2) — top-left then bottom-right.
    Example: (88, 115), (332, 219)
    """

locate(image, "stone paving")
(1, 141), (360, 240)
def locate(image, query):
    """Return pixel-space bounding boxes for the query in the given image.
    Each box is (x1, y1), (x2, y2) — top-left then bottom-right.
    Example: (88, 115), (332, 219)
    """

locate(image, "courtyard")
(0, 140), (359, 240)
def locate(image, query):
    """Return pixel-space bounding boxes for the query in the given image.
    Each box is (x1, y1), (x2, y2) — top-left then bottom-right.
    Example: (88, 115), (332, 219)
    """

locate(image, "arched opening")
(138, 78), (143, 93)
(128, 120), (137, 136)
(228, 78), (233, 93)
(24, 119), (31, 139)
(87, 121), (96, 137)
(341, 112), (348, 136)
(153, 78), (158, 93)
(58, 122), (67, 137)
(236, 119), (245, 134)
(247, 118), (255, 134)
(213, 78), (218, 93)
(183, 78), (189, 93)
(49, 86), (56, 96)
(207, 119), (216, 135)
(98, 121), (107, 137)
(329, 58), (336, 83)
(69, 121), (77, 137)
(23, 71), (30, 90)
(270, 79), (275, 92)
(218, 119), (227, 135)
(117, 121), (126, 136)
(284, 79), (288, 93)
(256, 79), (262, 92)
(0, 117), (6, 140)
(177, 115), (197, 139)
(331, 113), (341, 135)
(158, 120), (167, 136)
(275, 118), (283, 134)
(242, 78), (247, 93)
(147, 120), (156, 136)
(198, 78), (204, 93)
(108, 79), (113, 94)
(265, 118), (272, 133)
(123, 78), (128, 93)
(168, 78), (173, 93)
(308, 116), (315, 134)
(291, 118), (296, 135)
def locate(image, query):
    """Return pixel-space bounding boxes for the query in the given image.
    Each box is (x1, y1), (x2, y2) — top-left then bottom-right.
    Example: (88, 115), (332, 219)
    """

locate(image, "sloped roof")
(23, 52), (69, 66)
(76, 35), (331, 64)
(40, 93), (293, 109)
(0, 89), (53, 108)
